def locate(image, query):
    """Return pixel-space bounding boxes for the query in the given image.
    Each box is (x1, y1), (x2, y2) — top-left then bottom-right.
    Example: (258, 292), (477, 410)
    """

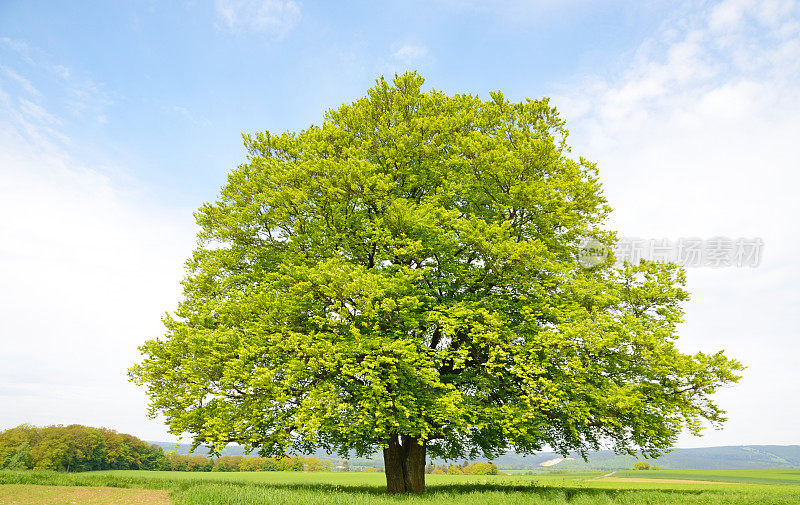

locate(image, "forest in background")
(0, 424), (502, 474)
(0, 424), (167, 471)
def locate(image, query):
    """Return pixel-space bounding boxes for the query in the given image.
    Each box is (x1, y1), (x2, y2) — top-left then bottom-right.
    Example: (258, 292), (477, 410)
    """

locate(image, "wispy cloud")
(214, 0), (301, 38)
(1, 37), (113, 125)
(392, 44), (429, 66)
(63, 73), (113, 124)
(161, 104), (212, 127)
(0, 65), (41, 97)
(376, 43), (431, 76)
(0, 37), (35, 64)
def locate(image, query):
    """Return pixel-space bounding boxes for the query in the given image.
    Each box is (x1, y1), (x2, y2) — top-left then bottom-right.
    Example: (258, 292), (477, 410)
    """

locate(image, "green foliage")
(129, 72), (743, 464)
(165, 453), (338, 473)
(7, 442), (32, 470)
(462, 462), (498, 475)
(2, 469), (800, 504)
(0, 424), (37, 468)
(261, 458), (279, 471)
(212, 455), (239, 472)
(426, 461), (497, 476)
(172, 480), (800, 505)
(0, 424), (168, 472)
(634, 461), (651, 470)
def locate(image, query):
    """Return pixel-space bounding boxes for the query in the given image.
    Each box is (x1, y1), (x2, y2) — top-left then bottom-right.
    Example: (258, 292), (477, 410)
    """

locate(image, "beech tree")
(129, 73), (742, 493)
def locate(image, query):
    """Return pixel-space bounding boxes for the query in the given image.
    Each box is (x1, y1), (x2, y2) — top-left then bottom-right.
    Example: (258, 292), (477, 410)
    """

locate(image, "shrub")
(305, 457), (322, 471)
(462, 462), (498, 475)
(7, 443), (32, 470)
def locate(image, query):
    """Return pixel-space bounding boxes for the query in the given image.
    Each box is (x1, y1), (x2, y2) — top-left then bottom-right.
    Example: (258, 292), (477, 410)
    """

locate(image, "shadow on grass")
(183, 480), (713, 499)
(0, 470), (717, 499)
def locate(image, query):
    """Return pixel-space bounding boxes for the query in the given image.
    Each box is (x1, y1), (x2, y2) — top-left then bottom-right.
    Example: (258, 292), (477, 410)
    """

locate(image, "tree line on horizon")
(0, 425), (347, 473)
(0, 424), (168, 471)
(166, 454), (340, 472)
(0, 424), (506, 475)
(425, 461), (499, 475)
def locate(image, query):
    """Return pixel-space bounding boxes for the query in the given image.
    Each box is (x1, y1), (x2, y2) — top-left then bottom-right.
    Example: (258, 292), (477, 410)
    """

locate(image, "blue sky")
(1, 0), (673, 204)
(1, 0), (799, 449)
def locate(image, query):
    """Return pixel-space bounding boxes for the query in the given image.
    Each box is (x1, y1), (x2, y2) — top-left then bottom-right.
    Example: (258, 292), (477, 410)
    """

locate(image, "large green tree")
(129, 73), (742, 493)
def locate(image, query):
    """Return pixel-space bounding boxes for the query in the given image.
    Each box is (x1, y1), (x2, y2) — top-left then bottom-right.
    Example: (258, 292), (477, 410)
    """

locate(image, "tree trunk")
(383, 435), (426, 493)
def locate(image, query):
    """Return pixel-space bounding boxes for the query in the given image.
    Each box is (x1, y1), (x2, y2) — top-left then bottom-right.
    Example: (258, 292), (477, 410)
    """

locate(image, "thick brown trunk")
(383, 436), (406, 493)
(402, 436), (426, 493)
(383, 435), (426, 494)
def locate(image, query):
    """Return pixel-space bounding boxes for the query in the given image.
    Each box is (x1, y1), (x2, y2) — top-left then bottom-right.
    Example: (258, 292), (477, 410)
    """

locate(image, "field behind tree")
(2, 468), (800, 505)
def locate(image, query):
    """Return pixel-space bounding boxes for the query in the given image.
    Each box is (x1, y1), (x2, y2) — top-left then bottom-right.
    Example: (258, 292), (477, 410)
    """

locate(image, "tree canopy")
(129, 72), (742, 493)
(0, 424), (168, 471)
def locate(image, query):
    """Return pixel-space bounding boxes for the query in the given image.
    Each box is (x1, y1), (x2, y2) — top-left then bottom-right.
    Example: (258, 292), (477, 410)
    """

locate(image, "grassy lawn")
(1, 469), (799, 505)
(612, 468), (800, 485)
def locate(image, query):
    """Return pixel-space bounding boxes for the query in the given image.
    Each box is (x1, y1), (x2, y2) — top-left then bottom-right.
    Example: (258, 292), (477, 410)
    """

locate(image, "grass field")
(612, 469), (800, 486)
(1, 469), (799, 505)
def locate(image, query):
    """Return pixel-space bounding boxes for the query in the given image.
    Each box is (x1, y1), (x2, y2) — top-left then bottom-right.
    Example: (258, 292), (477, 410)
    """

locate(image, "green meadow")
(2, 468), (799, 505)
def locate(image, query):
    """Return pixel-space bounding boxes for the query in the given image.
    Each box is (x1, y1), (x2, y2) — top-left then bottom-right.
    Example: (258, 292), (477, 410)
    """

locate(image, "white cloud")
(0, 65), (195, 441)
(1, 38), (113, 125)
(551, 0), (800, 446)
(1, 66), (40, 97)
(62, 74), (113, 125)
(214, 0), (301, 38)
(161, 104), (212, 127)
(375, 43), (431, 76)
(18, 98), (59, 125)
(392, 44), (429, 66)
(0, 37), (34, 65)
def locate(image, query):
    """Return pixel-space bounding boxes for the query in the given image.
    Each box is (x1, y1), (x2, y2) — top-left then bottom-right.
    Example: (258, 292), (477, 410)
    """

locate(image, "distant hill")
(148, 442), (800, 470)
(490, 446), (800, 471)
